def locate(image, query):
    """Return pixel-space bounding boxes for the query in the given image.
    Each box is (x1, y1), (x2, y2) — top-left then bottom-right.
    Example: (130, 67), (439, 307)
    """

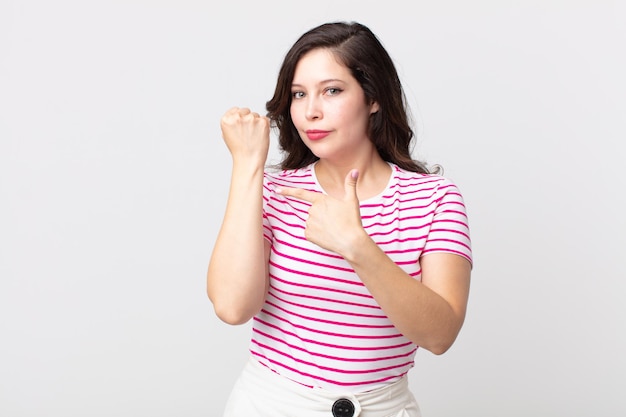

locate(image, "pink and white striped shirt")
(251, 162), (472, 393)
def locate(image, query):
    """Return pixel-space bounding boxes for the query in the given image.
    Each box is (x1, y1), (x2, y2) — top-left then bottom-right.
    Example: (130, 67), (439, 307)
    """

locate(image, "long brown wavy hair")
(266, 21), (430, 174)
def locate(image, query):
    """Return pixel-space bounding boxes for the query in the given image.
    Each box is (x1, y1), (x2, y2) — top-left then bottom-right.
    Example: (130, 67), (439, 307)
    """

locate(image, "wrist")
(232, 158), (266, 176)
(340, 228), (373, 264)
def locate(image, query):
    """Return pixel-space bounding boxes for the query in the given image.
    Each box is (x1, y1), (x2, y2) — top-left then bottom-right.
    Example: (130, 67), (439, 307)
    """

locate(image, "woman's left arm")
(343, 239), (471, 355)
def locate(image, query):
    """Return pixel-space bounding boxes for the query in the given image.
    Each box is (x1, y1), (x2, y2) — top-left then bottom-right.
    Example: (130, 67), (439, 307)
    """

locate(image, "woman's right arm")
(206, 107), (271, 325)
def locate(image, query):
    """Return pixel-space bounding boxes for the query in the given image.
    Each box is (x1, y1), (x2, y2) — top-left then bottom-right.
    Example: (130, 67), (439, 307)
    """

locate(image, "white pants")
(223, 357), (422, 417)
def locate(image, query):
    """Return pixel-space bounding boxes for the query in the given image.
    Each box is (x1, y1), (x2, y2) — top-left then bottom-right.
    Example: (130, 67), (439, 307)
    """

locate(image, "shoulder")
(390, 164), (463, 199)
(263, 164), (316, 189)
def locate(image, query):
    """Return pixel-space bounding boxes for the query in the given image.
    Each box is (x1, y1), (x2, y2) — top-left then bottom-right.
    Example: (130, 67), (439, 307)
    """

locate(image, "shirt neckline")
(308, 161), (397, 205)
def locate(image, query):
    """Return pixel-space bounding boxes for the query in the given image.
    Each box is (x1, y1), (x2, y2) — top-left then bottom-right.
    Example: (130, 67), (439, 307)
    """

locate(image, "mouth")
(306, 130), (331, 141)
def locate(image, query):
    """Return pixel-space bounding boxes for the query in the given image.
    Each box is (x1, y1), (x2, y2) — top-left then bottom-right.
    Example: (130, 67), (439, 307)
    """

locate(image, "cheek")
(334, 104), (367, 128)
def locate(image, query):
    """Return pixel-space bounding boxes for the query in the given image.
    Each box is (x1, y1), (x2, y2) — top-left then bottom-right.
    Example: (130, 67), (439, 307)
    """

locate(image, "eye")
(325, 87), (342, 96)
(292, 91), (305, 99)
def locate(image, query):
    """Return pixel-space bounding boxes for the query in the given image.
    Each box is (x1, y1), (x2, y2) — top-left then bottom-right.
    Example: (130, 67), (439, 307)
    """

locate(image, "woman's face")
(289, 48), (379, 162)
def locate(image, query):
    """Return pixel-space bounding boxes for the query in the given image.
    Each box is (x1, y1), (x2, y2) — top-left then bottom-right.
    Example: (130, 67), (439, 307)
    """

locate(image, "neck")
(314, 151), (391, 200)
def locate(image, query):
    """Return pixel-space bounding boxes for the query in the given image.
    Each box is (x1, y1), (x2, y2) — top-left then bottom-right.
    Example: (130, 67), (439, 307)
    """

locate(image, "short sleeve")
(422, 179), (472, 265)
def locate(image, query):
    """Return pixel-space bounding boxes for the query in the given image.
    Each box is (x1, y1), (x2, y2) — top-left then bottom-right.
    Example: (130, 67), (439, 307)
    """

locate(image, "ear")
(370, 100), (380, 114)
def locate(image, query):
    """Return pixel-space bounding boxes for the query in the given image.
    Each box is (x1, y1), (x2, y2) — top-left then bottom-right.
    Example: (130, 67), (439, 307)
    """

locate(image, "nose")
(305, 96), (322, 120)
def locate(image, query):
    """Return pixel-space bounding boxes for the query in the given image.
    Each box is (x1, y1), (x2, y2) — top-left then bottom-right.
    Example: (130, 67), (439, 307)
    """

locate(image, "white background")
(1, 0), (624, 416)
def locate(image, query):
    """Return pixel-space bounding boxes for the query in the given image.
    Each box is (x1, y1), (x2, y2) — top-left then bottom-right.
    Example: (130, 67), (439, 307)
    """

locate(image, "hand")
(277, 169), (366, 256)
(220, 107), (270, 166)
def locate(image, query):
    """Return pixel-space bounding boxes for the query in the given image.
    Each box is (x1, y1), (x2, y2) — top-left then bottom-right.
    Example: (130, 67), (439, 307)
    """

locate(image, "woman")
(207, 21), (472, 417)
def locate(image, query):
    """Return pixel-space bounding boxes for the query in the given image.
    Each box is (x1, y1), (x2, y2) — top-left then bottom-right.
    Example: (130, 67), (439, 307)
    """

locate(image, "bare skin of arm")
(207, 107), (272, 325)
(276, 170), (471, 354)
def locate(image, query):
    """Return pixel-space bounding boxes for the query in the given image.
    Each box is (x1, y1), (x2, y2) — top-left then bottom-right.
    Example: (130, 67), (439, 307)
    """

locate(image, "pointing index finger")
(275, 186), (321, 203)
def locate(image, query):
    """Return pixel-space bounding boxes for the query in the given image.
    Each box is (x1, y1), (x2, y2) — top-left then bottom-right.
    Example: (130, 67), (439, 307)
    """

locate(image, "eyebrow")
(291, 79), (346, 88)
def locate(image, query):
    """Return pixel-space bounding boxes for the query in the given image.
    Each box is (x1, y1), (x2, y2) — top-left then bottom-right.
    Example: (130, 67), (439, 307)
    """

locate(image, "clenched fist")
(220, 107), (270, 166)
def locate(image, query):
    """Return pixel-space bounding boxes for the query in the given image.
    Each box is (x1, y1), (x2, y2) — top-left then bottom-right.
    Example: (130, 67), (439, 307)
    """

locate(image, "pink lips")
(306, 130), (330, 141)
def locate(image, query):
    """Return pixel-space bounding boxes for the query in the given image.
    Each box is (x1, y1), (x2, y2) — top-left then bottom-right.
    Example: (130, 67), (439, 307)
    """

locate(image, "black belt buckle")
(332, 398), (355, 417)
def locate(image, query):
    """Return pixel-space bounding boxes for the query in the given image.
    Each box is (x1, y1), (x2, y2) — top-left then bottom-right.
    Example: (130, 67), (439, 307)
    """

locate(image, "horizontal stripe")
(259, 309), (403, 340)
(268, 291), (387, 319)
(265, 300), (394, 329)
(252, 328), (416, 362)
(254, 317), (413, 351)
(251, 351), (410, 388)
(251, 339), (414, 375)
